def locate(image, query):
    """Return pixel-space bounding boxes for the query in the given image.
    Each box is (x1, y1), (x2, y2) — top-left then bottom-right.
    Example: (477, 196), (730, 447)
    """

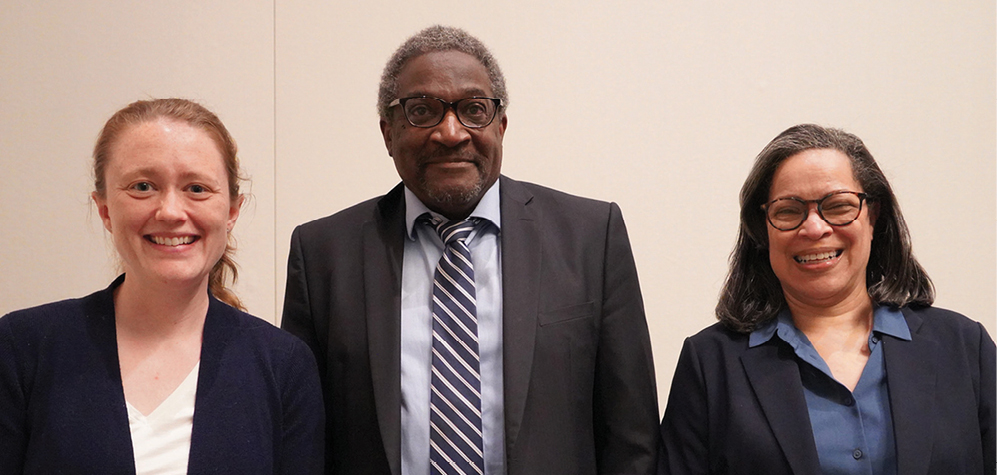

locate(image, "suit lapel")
(741, 342), (823, 474)
(365, 185), (406, 475)
(498, 176), (541, 454)
(885, 310), (936, 475)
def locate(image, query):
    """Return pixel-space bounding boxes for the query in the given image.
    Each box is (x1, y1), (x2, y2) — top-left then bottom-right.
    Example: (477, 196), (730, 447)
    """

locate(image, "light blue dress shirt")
(749, 306), (911, 475)
(400, 182), (506, 475)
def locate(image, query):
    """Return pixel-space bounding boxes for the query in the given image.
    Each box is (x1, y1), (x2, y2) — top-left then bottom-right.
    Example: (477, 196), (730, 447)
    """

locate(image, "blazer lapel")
(498, 176), (541, 454)
(365, 185), (407, 475)
(741, 342), (822, 475)
(885, 310), (936, 475)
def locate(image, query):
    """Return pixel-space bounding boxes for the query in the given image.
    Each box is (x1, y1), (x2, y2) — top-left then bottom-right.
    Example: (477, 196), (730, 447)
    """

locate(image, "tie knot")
(423, 215), (477, 245)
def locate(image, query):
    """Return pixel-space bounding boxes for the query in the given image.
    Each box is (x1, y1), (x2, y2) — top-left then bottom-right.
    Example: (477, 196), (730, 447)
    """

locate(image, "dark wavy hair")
(717, 124), (934, 333)
(93, 98), (247, 310)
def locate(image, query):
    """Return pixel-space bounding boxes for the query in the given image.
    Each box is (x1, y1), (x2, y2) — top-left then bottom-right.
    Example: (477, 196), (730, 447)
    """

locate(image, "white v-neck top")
(126, 361), (200, 475)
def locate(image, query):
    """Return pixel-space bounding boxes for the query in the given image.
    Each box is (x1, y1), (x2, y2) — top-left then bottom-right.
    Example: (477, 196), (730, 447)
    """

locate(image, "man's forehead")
(402, 85), (492, 99)
(397, 50), (492, 97)
(403, 49), (484, 68)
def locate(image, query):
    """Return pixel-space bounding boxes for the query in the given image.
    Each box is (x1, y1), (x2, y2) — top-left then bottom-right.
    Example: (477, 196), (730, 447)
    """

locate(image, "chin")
(784, 279), (864, 305)
(143, 264), (212, 287)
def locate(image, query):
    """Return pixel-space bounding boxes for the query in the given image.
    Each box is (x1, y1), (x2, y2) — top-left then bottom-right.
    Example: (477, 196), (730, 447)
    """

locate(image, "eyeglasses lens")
(819, 193), (862, 224)
(403, 98), (496, 128)
(767, 193), (862, 230)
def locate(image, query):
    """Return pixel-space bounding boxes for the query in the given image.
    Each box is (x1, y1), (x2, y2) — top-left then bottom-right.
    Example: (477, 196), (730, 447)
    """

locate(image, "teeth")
(795, 250), (838, 264)
(152, 236), (194, 246)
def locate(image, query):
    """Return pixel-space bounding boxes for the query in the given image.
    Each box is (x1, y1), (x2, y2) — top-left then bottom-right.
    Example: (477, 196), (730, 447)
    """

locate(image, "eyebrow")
(770, 189), (859, 201)
(119, 167), (223, 185)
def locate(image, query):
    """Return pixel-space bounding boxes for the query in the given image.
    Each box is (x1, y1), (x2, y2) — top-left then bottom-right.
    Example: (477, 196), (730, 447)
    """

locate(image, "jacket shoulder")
(502, 176), (625, 238)
(209, 300), (312, 357)
(290, 183), (405, 244)
(682, 321), (752, 353)
(508, 177), (612, 211)
(687, 321), (747, 341)
(901, 305), (992, 343)
(3, 297), (84, 323)
(1, 289), (106, 338)
(293, 194), (384, 235)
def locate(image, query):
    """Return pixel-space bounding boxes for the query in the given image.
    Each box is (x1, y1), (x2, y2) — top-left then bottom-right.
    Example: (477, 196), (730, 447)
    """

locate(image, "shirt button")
(871, 335), (880, 344)
(843, 395), (855, 406)
(853, 448), (863, 459)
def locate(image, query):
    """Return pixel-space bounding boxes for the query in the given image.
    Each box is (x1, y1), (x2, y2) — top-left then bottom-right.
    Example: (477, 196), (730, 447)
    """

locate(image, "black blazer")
(282, 176), (659, 474)
(0, 276), (325, 474)
(659, 306), (996, 475)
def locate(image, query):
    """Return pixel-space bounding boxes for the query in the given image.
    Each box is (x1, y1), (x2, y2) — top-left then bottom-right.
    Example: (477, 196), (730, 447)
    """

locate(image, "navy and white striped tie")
(425, 217), (483, 475)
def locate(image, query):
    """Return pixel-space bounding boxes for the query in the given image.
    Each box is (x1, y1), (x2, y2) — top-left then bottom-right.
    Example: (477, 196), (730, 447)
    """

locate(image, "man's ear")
(379, 118), (393, 157)
(497, 112), (507, 138)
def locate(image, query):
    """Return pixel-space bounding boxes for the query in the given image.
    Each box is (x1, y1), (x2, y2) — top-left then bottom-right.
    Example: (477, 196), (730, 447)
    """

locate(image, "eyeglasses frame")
(762, 190), (869, 231)
(387, 96), (504, 129)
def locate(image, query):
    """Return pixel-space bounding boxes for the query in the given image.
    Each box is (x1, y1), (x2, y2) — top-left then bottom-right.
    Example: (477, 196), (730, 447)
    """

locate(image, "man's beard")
(418, 165), (485, 207)
(417, 149), (487, 208)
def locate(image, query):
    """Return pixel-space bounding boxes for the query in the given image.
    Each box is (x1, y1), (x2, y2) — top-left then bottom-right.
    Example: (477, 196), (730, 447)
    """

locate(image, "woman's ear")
(868, 201), (880, 227)
(227, 194), (245, 232)
(93, 192), (112, 232)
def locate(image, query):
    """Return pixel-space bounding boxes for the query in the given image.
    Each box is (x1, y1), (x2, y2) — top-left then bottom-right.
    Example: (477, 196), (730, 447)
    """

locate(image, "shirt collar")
(748, 305), (912, 348)
(871, 305), (912, 341)
(748, 309), (802, 349)
(404, 180), (502, 240)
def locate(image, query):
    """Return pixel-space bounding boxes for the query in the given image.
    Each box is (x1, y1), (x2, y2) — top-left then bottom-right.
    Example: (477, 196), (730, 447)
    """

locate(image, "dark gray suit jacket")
(659, 306), (996, 475)
(282, 176), (659, 474)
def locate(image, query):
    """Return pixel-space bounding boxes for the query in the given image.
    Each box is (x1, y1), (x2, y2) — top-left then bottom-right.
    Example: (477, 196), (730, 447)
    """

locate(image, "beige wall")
(3, 1), (994, 410)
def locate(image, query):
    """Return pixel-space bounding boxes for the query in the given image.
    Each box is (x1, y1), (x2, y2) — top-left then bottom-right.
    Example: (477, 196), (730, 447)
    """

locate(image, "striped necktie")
(425, 216), (484, 475)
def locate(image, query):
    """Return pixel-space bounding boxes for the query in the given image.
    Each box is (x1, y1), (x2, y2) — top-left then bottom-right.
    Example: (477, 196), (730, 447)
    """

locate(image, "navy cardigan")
(0, 276), (324, 474)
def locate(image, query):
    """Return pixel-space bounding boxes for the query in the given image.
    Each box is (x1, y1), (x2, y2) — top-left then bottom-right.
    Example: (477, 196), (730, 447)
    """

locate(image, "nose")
(431, 110), (471, 147)
(155, 190), (187, 222)
(797, 204), (831, 239)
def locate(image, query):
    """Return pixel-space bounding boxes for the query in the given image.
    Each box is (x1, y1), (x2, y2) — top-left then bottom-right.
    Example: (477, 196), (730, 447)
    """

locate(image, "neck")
(786, 290), (874, 335)
(432, 203), (475, 222)
(786, 289), (876, 393)
(113, 274), (210, 338)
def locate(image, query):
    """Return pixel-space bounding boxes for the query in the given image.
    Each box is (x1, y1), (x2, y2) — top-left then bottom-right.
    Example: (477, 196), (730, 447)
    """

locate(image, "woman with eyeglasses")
(0, 98), (323, 473)
(658, 124), (995, 475)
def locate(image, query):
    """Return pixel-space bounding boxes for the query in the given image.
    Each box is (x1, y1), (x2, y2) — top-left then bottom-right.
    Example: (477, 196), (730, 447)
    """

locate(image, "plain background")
(2, 1), (994, 411)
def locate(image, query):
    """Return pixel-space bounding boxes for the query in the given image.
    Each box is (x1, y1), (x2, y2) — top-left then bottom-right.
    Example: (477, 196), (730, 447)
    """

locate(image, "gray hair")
(377, 25), (508, 119)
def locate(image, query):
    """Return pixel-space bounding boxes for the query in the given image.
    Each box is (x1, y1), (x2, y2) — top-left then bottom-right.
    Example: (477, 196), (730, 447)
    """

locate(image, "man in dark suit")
(282, 25), (658, 475)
